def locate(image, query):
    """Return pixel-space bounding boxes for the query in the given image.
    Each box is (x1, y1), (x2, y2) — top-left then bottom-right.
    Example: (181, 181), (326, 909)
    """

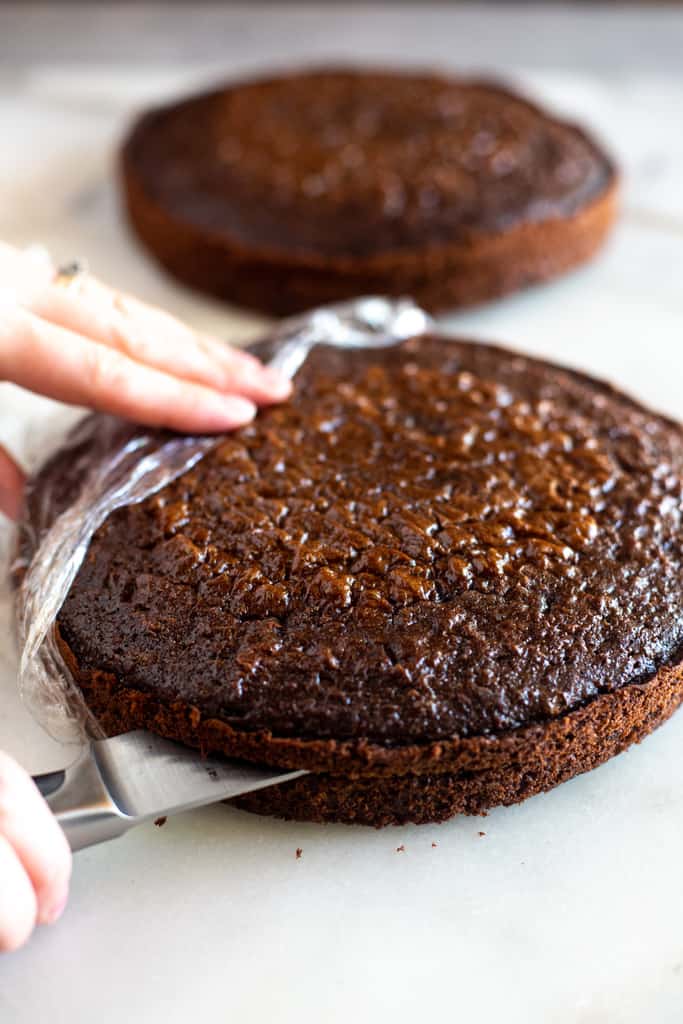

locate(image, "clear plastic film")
(10, 297), (433, 743)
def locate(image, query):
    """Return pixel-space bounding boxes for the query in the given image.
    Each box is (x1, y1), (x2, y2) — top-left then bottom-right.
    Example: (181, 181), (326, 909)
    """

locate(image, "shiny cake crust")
(121, 69), (618, 315)
(31, 336), (683, 825)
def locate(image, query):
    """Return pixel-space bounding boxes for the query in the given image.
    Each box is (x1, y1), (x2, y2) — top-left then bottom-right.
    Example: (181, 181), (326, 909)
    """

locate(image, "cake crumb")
(396, 844), (405, 853)
(431, 842), (438, 848)
(295, 847), (303, 860)
(478, 831), (486, 837)
(154, 816), (167, 828)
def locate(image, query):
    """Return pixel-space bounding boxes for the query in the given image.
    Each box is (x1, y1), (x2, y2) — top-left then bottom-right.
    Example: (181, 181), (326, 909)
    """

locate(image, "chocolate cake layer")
(31, 336), (683, 824)
(121, 69), (618, 314)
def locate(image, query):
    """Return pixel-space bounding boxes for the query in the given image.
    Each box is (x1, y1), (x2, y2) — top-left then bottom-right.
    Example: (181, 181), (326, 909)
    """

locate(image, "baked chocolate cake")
(28, 336), (683, 826)
(121, 69), (618, 316)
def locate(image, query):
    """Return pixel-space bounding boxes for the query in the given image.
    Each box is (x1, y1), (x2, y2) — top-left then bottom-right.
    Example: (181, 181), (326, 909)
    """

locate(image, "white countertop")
(2, 12), (683, 1020)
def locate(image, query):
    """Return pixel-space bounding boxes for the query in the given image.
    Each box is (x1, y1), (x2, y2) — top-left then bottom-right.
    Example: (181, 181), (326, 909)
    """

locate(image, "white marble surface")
(2, 56), (683, 1023)
(4, 3), (683, 73)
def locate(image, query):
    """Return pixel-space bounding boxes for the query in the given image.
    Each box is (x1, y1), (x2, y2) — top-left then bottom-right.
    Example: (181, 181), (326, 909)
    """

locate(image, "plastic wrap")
(11, 296), (433, 742)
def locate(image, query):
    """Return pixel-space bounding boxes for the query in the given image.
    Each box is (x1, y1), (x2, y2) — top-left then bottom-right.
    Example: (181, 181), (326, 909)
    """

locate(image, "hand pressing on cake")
(0, 241), (291, 519)
(0, 750), (72, 952)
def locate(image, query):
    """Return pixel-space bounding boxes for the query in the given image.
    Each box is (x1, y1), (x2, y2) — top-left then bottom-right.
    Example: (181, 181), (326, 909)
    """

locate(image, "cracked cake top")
(51, 336), (683, 745)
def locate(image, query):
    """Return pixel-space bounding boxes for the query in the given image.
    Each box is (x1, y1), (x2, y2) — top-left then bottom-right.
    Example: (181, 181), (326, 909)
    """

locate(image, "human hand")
(0, 244), (291, 946)
(0, 750), (72, 952)
(0, 242), (291, 519)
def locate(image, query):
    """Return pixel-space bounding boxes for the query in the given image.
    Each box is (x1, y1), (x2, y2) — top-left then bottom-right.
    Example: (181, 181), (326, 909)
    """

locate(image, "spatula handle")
(33, 770), (66, 798)
(32, 749), (132, 852)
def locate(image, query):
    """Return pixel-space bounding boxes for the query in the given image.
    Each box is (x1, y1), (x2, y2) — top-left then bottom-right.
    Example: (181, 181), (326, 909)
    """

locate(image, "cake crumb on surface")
(478, 831), (486, 837)
(431, 842), (438, 848)
(396, 844), (405, 853)
(154, 816), (167, 828)
(295, 847), (303, 859)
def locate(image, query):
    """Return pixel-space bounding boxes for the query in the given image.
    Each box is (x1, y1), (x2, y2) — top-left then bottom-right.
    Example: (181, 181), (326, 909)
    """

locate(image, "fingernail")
(211, 395), (257, 428)
(41, 892), (68, 926)
(259, 367), (293, 399)
(231, 360), (291, 399)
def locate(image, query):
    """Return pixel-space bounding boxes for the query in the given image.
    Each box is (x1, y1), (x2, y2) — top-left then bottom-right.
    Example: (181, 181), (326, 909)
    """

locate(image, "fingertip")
(228, 365), (292, 404)
(35, 836), (72, 927)
(0, 752), (72, 940)
(171, 392), (257, 434)
(0, 912), (34, 954)
(0, 836), (38, 954)
(0, 903), (35, 952)
(38, 886), (69, 927)
(259, 367), (293, 401)
(213, 395), (258, 429)
(202, 337), (292, 401)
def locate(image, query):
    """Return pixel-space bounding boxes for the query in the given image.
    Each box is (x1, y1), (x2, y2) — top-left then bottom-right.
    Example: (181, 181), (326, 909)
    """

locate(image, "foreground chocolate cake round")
(32, 335), (683, 826)
(121, 69), (618, 315)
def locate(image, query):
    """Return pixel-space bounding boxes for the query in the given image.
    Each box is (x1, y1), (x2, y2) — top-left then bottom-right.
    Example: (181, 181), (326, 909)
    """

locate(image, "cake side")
(120, 68), (618, 313)
(56, 627), (683, 825)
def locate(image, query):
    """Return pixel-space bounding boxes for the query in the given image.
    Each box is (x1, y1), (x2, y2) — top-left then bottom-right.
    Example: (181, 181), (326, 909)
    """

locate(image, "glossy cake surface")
(121, 69), (618, 314)
(56, 337), (683, 749)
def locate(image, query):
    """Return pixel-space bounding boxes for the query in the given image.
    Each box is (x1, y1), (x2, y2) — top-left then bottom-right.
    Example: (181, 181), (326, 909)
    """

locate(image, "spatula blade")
(92, 730), (305, 820)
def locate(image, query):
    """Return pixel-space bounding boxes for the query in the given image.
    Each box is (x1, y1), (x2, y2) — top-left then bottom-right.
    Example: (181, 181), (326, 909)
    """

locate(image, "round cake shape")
(121, 68), (618, 315)
(39, 335), (683, 826)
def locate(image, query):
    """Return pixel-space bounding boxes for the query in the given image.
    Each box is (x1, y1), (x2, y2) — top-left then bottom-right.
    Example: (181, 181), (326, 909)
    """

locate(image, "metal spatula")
(32, 730), (307, 851)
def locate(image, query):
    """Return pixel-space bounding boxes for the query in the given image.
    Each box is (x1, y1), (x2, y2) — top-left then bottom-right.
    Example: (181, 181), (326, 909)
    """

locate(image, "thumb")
(0, 444), (25, 520)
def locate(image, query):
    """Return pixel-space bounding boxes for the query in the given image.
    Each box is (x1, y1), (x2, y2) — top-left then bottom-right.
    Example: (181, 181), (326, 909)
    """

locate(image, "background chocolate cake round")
(121, 68), (618, 315)
(30, 335), (683, 826)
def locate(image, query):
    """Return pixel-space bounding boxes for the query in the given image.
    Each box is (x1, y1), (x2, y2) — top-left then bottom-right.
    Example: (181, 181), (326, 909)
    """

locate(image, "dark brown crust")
(120, 71), (619, 316)
(121, 169), (617, 316)
(40, 331), (683, 827)
(57, 629), (683, 827)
